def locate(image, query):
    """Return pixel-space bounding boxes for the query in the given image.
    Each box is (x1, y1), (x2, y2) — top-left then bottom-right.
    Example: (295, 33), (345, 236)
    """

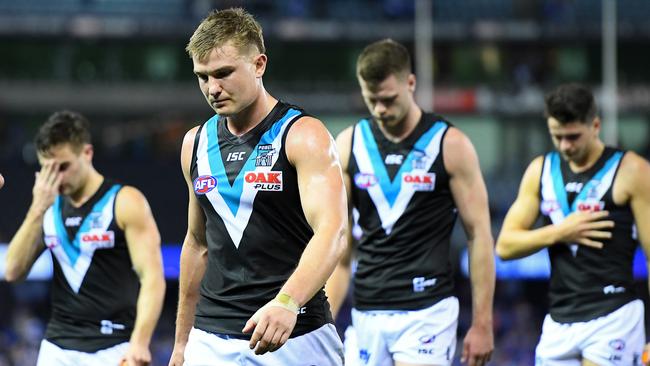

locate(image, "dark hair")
(35, 110), (91, 154)
(357, 39), (411, 83)
(544, 83), (597, 124)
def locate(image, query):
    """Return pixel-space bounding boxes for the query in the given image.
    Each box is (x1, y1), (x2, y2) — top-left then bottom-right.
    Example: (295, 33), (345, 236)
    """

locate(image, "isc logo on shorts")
(194, 175), (217, 194)
(402, 172), (436, 191)
(354, 173), (377, 189)
(245, 171), (282, 191)
(80, 231), (115, 249)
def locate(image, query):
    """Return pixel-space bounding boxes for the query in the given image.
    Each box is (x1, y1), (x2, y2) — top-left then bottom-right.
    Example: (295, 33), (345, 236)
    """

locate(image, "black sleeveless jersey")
(190, 101), (333, 337)
(42, 179), (138, 352)
(539, 147), (638, 322)
(348, 114), (456, 310)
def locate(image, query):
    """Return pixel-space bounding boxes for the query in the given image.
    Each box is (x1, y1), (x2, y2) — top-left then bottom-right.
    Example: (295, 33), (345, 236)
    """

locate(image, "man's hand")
(120, 343), (151, 366)
(554, 210), (614, 248)
(242, 299), (298, 355)
(167, 345), (185, 366)
(461, 323), (493, 366)
(31, 161), (62, 215)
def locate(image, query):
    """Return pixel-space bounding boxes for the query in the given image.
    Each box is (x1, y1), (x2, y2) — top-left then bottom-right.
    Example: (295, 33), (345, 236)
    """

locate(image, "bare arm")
(244, 116), (347, 354)
(5, 162), (61, 282)
(169, 126), (208, 366)
(617, 152), (650, 364)
(495, 157), (612, 260)
(324, 126), (354, 319)
(116, 186), (166, 366)
(444, 128), (494, 366)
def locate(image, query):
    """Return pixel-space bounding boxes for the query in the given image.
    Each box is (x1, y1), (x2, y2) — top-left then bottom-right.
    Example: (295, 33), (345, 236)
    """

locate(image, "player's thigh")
(581, 300), (645, 366)
(535, 314), (581, 366)
(37, 340), (75, 366)
(88, 342), (129, 366)
(390, 297), (459, 366)
(183, 327), (243, 366)
(351, 309), (392, 366)
(247, 323), (344, 366)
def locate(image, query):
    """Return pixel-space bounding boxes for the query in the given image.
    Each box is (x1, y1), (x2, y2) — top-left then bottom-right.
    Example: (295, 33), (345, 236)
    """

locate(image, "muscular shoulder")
(442, 127), (478, 175)
(617, 151), (650, 197)
(519, 156), (545, 195)
(285, 116), (337, 167)
(115, 186), (152, 229)
(335, 126), (354, 171)
(180, 125), (202, 178)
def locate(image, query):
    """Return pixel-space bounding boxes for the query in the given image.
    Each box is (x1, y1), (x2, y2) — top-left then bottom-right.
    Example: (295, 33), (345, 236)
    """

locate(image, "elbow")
(494, 240), (513, 260)
(4, 263), (26, 283)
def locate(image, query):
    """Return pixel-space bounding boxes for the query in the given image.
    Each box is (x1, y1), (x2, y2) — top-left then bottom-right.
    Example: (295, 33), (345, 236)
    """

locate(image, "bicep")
(501, 160), (543, 231)
(445, 130), (490, 233)
(118, 189), (162, 276)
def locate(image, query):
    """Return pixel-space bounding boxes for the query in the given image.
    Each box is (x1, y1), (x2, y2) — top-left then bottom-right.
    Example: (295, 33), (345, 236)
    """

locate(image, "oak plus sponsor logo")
(245, 171), (283, 191)
(402, 172), (436, 191)
(80, 231), (115, 249)
(575, 199), (605, 212)
(354, 173), (378, 189)
(193, 175), (217, 194)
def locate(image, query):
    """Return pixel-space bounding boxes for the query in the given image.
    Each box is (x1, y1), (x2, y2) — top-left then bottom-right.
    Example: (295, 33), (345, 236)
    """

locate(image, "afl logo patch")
(354, 173), (378, 189)
(193, 175), (217, 194)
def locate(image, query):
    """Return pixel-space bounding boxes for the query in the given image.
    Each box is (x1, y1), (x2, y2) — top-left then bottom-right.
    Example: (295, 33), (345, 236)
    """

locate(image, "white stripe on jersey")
(352, 122), (447, 235)
(196, 113), (300, 248)
(43, 189), (118, 293)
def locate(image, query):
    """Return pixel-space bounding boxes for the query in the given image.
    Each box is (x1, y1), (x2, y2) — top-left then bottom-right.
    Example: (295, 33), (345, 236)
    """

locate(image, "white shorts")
(184, 324), (344, 366)
(349, 296), (459, 366)
(36, 339), (129, 366)
(535, 299), (646, 366)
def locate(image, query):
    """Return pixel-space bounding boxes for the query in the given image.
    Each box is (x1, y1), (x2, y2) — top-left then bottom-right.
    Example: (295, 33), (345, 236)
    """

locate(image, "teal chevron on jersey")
(358, 119), (446, 207)
(51, 185), (121, 266)
(197, 108), (302, 247)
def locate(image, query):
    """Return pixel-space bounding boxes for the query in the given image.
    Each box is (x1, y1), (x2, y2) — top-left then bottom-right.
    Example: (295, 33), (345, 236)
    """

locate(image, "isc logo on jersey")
(402, 172), (436, 191)
(354, 173), (378, 189)
(194, 175), (217, 194)
(245, 171), (282, 191)
(80, 231), (115, 249)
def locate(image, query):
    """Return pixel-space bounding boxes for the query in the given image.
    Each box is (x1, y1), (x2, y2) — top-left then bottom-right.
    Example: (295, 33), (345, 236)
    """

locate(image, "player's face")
(358, 73), (415, 128)
(37, 143), (93, 196)
(192, 42), (267, 116)
(547, 117), (600, 163)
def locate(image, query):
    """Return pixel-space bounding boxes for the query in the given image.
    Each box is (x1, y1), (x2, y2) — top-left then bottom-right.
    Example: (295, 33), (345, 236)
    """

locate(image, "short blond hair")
(186, 7), (265, 61)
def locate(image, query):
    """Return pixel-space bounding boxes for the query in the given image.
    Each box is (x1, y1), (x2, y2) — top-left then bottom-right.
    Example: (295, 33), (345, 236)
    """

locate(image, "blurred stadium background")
(1, 0), (650, 364)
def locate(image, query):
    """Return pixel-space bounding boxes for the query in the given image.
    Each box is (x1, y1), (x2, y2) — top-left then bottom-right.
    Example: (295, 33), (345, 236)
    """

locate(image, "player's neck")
(226, 90), (277, 136)
(377, 105), (422, 143)
(568, 140), (605, 173)
(68, 170), (104, 207)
